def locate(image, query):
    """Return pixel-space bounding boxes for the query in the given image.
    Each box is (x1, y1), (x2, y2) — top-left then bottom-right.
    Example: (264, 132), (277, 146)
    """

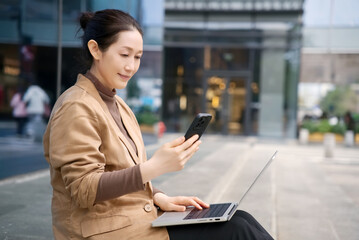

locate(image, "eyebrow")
(120, 46), (143, 54)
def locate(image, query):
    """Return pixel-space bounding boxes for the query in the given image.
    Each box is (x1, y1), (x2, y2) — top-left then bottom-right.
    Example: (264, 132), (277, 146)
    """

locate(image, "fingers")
(165, 135), (200, 152)
(179, 149), (197, 168)
(157, 135), (201, 174)
(183, 197), (209, 210)
(192, 197), (210, 209)
(179, 139), (201, 162)
(172, 196), (209, 210)
(176, 134), (199, 151)
(167, 136), (185, 148)
(187, 198), (203, 210)
(168, 203), (186, 212)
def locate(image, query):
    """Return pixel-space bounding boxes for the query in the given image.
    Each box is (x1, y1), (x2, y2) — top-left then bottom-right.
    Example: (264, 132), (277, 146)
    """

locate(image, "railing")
(165, 0), (304, 11)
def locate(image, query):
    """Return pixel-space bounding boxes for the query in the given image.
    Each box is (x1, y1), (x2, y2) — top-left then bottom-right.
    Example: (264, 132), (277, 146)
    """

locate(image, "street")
(0, 133), (359, 239)
(0, 137), (47, 180)
(0, 121), (158, 181)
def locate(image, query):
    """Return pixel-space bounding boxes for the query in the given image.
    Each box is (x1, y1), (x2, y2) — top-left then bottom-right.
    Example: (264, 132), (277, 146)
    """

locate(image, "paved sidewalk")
(0, 134), (359, 239)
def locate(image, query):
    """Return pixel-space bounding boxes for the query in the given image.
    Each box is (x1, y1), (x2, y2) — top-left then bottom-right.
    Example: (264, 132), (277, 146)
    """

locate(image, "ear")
(87, 40), (101, 60)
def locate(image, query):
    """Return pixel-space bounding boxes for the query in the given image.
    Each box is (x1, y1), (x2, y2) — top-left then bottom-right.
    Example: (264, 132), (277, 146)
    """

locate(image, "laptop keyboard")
(184, 203), (231, 220)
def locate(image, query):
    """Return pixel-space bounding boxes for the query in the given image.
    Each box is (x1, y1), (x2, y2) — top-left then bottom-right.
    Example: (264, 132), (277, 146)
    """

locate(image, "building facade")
(299, 27), (359, 118)
(0, 0), (163, 118)
(162, 0), (304, 138)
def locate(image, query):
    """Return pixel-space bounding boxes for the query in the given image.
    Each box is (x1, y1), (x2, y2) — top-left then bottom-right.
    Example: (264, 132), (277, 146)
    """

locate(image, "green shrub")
(317, 120), (331, 133)
(353, 113), (359, 122)
(136, 112), (159, 125)
(330, 123), (346, 136)
(135, 105), (159, 126)
(301, 120), (318, 134)
(301, 119), (346, 136)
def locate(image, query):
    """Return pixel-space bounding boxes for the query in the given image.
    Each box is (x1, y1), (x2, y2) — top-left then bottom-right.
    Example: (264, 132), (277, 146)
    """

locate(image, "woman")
(10, 87), (27, 136)
(43, 9), (273, 240)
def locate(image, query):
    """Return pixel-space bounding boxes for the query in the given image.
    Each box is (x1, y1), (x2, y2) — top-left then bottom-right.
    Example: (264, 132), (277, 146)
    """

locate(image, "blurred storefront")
(0, 0), (305, 139)
(299, 0), (359, 123)
(162, 0), (303, 138)
(0, 0), (162, 118)
(299, 28), (359, 119)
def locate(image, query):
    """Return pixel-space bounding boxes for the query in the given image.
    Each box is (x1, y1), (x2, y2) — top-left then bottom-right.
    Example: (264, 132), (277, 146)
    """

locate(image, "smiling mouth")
(118, 73), (131, 81)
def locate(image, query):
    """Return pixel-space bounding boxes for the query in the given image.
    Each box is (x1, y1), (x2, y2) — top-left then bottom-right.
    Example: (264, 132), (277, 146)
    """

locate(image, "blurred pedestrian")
(344, 111), (355, 132)
(320, 111), (328, 120)
(23, 81), (50, 139)
(344, 111), (356, 144)
(43, 9), (273, 240)
(23, 81), (50, 120)
(10, 87), (28, 136)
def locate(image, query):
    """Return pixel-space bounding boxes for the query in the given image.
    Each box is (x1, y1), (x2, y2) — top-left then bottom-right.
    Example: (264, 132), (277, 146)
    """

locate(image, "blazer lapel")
(116, 99), (144, 164)
(116, 123), (141, 165)
(76, 75), (140, 165)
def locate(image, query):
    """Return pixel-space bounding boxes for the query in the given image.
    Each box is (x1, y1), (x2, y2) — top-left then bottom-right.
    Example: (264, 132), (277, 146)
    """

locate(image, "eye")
(135, 55), (142, 60)
(120, 54), (129, 57)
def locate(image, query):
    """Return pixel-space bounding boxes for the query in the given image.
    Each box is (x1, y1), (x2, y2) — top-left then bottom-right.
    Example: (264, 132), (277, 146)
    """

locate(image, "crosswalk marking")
(0, 137), (42, 151)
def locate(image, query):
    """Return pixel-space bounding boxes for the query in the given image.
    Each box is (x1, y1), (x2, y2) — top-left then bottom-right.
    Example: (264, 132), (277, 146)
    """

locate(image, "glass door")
(204, 76), (247, 135)
(228, 77), (246, 135)
(205, 76), (226, 133)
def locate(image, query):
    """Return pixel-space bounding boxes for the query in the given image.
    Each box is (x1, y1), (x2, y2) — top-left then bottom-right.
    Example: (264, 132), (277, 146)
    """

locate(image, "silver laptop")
(152, 151), (278, 227)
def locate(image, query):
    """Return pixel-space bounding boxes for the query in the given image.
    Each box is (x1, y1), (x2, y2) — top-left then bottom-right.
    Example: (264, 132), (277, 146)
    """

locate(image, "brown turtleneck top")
(84, 71), (161, 202)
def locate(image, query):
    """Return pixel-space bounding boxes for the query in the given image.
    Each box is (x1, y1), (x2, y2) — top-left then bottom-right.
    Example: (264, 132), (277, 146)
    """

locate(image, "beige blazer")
(43, 74), (169, 240)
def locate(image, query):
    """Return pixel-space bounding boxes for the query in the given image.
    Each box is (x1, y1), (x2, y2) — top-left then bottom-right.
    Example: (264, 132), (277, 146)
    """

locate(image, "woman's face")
(93, 29), (143, 90)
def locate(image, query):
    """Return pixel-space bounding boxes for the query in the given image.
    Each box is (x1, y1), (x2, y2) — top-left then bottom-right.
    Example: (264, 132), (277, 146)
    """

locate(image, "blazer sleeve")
(48, 100), (105, 208)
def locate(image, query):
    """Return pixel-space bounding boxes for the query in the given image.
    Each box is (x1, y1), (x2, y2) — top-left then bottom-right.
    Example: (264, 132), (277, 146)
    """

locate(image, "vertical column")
(56, 0), (63, 98)
(258, 31), (286, 137)
(285, 48), (300, 138)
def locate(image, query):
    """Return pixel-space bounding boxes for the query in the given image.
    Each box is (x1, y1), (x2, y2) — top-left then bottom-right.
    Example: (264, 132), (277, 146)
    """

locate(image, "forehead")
(112, 30), (143, 52)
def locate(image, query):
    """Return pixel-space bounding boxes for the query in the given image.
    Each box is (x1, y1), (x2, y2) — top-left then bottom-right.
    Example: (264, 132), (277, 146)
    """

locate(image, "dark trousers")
(15, 117), (27, 136)
(167, 210), (274, 240)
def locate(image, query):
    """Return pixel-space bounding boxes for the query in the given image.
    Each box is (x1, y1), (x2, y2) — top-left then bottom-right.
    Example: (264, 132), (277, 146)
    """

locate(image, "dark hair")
(78, 9), (143, 68)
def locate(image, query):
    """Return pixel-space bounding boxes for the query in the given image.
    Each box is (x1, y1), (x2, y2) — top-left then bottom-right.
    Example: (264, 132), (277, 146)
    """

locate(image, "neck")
(89, 66), (113, 92)
(85, 70), (116, 97)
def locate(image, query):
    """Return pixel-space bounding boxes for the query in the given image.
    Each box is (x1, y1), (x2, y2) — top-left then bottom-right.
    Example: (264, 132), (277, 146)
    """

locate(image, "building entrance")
(203, 72), (251, 135)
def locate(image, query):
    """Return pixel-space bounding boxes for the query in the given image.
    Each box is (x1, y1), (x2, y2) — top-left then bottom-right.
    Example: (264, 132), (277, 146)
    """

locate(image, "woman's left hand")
(153, 193), (209, 212)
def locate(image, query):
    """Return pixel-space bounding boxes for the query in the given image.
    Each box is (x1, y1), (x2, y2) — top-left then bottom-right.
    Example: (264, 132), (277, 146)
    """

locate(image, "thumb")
(167, 136), (185, 148)
(169, 203), (186, 212)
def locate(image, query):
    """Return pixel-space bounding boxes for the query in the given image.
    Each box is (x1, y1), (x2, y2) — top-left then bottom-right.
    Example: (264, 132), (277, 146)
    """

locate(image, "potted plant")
(300, 119), (346, 143)
(135, 105), (159, 134)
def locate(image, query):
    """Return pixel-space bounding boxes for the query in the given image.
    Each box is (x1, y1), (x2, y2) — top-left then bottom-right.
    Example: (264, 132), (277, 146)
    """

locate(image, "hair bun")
(79, 12), (95, 30)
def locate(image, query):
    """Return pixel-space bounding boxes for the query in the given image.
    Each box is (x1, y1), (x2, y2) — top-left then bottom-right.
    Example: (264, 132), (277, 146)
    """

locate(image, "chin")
(115, 82), (128, 90)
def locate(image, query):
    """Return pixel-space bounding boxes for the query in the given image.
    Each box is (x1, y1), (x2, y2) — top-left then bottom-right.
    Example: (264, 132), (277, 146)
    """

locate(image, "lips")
(118, 73), (131, 81)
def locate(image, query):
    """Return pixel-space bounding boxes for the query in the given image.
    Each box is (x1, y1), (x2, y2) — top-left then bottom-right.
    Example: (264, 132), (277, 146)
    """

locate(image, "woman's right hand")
(140, 135), (201, 183)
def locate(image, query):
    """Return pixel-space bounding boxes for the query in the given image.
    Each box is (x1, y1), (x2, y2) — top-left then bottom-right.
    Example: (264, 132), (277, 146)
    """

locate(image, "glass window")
(0, 0), (20, 20)
(209, 48), (249, 71)
(23, 0), (82, 22)
(63, 1), (82, 22)
(163, 47), (204, 131)
(24, 0), (57, 21)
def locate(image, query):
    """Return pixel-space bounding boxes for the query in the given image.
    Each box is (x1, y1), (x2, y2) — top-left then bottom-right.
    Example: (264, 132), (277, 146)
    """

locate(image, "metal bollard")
(299, 128), (309, 145)
(323, 133), (335, 158)
(344, 130), (354, 147)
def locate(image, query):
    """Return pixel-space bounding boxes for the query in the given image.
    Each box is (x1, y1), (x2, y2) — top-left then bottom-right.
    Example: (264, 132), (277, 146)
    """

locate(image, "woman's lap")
(167, 210), (274, 240)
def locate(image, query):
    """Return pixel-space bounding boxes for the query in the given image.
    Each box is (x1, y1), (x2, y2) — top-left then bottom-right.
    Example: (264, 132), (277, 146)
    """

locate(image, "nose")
(125, 60), (135, 72)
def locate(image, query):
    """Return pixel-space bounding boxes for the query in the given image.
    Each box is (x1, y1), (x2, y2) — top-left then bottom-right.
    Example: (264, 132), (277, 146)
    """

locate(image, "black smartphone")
(184, 113), (212, 141)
